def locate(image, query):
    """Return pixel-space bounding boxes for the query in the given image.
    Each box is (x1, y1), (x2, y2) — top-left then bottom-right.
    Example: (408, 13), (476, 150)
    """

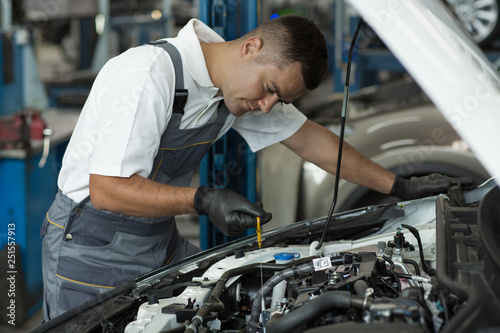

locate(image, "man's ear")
(241, 37), (263, 57)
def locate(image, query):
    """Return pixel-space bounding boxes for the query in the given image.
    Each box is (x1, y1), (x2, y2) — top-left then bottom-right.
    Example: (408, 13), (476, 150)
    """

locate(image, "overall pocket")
(64, 203), (173, 247)
(64, 208), (116, 247)
(55, 195), (175, 307)
(55, 231), (168, 297)
(56, 209), (175, 289)
(56, 252), (141, 289)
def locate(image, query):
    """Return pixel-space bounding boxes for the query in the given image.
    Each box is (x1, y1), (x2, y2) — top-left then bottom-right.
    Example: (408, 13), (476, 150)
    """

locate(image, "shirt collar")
(176, 19), (224, 89)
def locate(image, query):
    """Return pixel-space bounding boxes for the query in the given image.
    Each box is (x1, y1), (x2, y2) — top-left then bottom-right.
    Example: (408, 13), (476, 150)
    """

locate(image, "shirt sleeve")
(88, 46), (175, 178)
(231, 103), (307, 152)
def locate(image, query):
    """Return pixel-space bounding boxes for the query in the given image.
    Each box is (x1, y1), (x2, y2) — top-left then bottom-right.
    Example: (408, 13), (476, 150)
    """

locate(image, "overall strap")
(148, 40), (188, 117)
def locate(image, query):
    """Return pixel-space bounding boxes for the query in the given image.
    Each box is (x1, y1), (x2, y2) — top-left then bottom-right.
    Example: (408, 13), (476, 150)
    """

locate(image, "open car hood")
(348, 0), (499, 183)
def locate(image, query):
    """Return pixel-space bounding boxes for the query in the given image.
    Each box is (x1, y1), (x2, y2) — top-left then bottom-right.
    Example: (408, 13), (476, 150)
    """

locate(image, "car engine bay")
(71, 180), (496, 333)
(33, 180), (500, 333)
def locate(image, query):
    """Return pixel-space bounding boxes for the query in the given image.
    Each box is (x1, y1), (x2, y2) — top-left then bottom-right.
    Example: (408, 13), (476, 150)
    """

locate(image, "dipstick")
(256, 217), (262, 249)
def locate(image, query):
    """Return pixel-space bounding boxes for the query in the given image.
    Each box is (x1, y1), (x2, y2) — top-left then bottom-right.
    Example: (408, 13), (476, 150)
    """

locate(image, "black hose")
(353, 280), (369, 296)
(247, 253), (354, 332)
(378, 276), (399, 297)
(390, 271), (401, 293)
(249, 253), (354, 324)
(403, 259), (421, 276)
(380, 256), (400, 294)
(264, 291), (370, 333)
(394, 272), (413, 280)
(182, 262), (287, 333)
(401, 224), (436, 276)
(249, 261), (316, 324)
(185, 295), (224, 333)
(382, 255), (395, 271)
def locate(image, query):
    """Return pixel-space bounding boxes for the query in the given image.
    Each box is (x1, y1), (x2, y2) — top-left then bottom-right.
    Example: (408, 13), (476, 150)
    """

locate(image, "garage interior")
(0, 0), (498, 332)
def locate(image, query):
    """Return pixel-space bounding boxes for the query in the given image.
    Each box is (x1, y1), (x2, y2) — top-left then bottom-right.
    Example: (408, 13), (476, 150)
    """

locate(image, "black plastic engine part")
(435, 186), (500, 332)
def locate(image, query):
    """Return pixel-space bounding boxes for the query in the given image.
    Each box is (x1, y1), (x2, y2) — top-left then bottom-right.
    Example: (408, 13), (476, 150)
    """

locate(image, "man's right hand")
(194, 186), (272, 236)
(390, 173), (477, 200)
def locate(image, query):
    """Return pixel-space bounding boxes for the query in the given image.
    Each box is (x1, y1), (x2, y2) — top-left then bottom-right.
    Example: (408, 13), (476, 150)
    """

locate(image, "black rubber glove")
(390, 173), (477, 200)
(194, 186), (272, 236)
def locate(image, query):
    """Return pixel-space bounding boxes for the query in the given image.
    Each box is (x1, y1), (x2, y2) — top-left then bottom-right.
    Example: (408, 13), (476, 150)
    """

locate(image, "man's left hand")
(390, 173), (477, 200)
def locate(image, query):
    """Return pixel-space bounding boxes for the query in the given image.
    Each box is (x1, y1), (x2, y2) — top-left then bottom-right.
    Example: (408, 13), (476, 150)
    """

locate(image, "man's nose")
(258, 95), (279, 113)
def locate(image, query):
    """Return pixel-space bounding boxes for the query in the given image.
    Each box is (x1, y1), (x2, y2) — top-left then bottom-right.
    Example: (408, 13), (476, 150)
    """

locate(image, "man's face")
(222, 59), (307, 117)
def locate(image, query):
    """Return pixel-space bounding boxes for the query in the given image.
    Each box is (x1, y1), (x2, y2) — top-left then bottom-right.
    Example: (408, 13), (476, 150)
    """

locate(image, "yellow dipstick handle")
(256, 217), (262, 249)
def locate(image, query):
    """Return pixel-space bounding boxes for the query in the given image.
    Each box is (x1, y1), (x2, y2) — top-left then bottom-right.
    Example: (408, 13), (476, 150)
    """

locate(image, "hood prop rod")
(316, 18), (364, 251)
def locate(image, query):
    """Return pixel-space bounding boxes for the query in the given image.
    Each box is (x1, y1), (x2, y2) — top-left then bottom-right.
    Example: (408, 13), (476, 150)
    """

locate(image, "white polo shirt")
(59, 19), (307, 203)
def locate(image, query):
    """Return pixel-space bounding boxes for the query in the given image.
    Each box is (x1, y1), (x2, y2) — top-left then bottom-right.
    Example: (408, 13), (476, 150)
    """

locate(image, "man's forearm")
(282, 120), (396, 194)
(336, 143), (396, 194)
(89, 173), (197, 217)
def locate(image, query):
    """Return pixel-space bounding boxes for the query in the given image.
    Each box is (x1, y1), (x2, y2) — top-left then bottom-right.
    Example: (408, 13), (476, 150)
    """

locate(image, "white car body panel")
(348, 0), (500, 185)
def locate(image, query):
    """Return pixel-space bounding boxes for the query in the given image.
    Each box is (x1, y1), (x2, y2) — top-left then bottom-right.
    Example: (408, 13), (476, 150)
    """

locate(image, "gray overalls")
(40, 41), (230, 321)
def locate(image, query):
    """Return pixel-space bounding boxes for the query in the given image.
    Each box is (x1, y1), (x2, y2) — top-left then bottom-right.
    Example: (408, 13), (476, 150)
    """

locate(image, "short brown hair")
(241, 15), (328, 90)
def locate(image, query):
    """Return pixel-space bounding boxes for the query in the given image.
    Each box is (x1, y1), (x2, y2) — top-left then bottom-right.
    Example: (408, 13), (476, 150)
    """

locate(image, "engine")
(35, 182), (499, 332)
(125, 225), (441, 333)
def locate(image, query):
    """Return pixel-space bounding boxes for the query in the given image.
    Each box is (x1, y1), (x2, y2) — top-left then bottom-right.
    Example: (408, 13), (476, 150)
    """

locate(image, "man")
(40, 15), (475, 320)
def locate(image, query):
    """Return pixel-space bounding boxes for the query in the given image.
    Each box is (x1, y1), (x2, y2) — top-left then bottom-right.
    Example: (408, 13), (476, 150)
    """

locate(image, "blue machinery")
(198, 0), (260, 250)
(0, 1), (61, 320)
